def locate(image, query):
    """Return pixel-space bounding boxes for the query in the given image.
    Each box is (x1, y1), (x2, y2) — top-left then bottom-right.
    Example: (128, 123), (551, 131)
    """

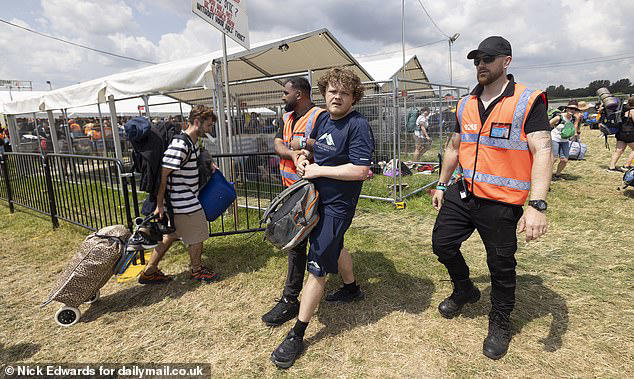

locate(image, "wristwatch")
(528, 200), (547, 212)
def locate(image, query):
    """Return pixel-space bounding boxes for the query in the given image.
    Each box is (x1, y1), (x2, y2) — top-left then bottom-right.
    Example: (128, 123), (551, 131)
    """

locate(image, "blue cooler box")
(199, 170), (237, 221)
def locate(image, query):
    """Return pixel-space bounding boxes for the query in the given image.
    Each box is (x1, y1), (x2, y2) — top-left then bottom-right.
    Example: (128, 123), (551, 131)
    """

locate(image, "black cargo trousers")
(432, 183), (524, 314)
(281, 239), (308, 300)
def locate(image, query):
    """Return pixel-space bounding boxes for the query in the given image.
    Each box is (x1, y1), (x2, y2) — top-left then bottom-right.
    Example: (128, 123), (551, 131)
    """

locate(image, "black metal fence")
(0, 152), (135, 231)
(0, 151), (284, 237)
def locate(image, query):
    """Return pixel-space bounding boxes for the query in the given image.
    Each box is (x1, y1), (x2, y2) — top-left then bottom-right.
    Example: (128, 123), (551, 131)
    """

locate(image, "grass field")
(0, 128), (633, 377)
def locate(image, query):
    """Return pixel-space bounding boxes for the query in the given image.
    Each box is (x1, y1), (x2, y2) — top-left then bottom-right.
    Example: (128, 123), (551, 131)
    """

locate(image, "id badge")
(458, 176), (470, 200)
(490, 122), (511, 139)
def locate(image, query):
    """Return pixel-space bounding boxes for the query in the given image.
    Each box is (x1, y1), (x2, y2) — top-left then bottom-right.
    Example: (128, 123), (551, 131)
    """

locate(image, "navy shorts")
(307, 214), (353, 277)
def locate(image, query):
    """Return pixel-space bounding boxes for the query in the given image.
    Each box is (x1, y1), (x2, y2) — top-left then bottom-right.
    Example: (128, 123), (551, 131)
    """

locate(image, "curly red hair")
(317, 67), (365, 105)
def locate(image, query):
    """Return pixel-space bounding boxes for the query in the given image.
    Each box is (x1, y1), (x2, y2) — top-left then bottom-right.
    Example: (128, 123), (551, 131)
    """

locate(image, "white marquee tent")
(3, 28), (373, 156)
(357, 55), (434, 94)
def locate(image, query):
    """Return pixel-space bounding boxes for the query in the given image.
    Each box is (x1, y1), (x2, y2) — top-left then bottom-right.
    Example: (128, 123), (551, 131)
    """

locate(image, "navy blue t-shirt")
(309, 110), (375, 219)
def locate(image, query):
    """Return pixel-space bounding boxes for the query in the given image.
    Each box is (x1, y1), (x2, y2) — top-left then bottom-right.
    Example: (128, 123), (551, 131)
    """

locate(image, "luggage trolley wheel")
(55, 306), (81, 327)
(134, 217), (144, 227)
(84, 289), (100, 304)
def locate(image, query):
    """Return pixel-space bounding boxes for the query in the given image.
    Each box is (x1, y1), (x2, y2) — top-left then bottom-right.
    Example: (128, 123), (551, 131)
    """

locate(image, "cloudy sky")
(1, 0), (632, 92)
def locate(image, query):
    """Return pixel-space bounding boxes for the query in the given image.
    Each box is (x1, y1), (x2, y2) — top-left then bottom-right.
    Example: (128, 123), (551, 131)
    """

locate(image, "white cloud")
(108, 33), (158, 62)
(1, 0), (632, 93)
(42, 0), (135, 36)
(156, 18), (222, 63)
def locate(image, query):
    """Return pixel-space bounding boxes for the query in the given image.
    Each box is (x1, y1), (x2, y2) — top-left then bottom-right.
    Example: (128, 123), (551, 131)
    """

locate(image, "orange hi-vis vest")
(279, 106), (326, 187)
(456, 82), (542, 205)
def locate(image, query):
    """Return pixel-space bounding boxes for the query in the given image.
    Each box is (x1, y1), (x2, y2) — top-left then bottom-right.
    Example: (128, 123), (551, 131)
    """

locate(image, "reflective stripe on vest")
(462, 169), (531, 191)
(279, 106), (326, 187)
(280, 170), (301, 182)
(458, 83), (541, 205)
(456, 96), (468, 128)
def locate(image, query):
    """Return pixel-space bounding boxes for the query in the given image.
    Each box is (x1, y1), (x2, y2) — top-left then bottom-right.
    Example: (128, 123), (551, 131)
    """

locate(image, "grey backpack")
(261, 180), (319, 251)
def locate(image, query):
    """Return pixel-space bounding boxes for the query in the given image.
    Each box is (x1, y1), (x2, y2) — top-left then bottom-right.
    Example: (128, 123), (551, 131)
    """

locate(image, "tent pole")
(97, 103), (107, 157)
(107, 95), (123, 162)
(222, 34), (234, 154)
(179, 101), (184, 127)
(47, 110), (60, 154)
(33, 112), (43, 154)
(213, 62), (227, 175)
(62, 109), (74, 154)
(307, 70), (313, 102)
(7, 115), (19, 152)
(143, 95), (151, 119)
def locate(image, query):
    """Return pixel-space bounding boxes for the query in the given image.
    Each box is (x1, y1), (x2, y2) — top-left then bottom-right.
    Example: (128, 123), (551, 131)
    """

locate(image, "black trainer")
(325, 284), (364, 303)
(271, 329), (304, 369)
(261, 297), (300, 327)
(438, 279), (480, 319)
(483, 310), (512, 360)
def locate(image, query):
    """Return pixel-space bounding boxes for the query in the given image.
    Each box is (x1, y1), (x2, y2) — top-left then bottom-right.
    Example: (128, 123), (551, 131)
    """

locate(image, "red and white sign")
(192, 0), (250, 49)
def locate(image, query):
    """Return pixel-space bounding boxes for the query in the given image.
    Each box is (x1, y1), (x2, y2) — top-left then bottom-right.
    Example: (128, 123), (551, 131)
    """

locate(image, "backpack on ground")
(382, 159), (412, 177)
(406, 108), (420, 133)
(568, 139), (587, 160)
(622, 168), (634, 189)
(260, 179), (319, 251)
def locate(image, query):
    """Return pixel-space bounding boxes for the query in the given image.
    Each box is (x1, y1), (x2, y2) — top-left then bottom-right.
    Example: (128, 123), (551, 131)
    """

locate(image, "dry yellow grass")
(0, 128), (633, 377)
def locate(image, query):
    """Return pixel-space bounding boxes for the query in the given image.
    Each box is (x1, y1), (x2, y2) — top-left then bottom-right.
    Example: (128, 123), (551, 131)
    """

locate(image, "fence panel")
(209, 152), (283, 236)
(2, 152), (52, 217)
(0, 154), (8, 202)
(47, 154), (133, 231)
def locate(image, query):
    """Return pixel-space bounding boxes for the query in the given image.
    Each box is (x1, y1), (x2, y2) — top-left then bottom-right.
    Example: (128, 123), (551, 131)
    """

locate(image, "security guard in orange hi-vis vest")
(262, 77), (328, 327)
(431, 36), (553, 360)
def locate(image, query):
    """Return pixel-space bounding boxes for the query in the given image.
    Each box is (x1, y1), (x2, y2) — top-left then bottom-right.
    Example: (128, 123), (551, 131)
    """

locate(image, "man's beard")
(477, 68), (503, 86)
(284, 101), (295, 112)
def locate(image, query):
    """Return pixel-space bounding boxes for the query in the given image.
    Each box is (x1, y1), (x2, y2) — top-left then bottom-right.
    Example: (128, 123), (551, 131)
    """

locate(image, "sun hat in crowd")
(576, 101), (591, 111)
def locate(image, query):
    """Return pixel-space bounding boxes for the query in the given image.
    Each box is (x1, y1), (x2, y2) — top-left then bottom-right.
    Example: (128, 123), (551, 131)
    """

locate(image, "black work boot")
(438, 279), (481, 319)
(483, 310), (512, 360)
(261, 297), (300, 327)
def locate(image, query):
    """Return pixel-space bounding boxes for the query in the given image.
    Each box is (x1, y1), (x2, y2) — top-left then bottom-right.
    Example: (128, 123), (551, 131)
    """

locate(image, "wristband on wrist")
(436, 181), (449, 191)
(299, 137), (306, 149)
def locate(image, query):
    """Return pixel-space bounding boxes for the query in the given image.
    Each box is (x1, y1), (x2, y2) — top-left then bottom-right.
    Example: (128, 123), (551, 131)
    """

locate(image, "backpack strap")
(171, 133), (195, 169)
(260, 180), (312, 225)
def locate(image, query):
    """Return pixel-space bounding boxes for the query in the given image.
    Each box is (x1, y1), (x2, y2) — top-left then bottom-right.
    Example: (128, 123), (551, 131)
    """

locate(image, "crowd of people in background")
(547, 95), (634, 179)
(0, 126), (10, 154)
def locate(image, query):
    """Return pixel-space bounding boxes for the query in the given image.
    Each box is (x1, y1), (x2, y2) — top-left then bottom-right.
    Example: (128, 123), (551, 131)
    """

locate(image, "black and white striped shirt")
(162, 135), (201, 214)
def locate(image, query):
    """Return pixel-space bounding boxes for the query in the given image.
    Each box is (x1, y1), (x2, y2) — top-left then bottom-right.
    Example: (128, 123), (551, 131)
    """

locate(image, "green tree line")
(546, 79), (633, 98)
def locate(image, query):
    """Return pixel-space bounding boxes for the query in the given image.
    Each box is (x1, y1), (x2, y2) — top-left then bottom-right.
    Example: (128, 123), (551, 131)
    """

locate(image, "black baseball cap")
(467, 36), (512, 59)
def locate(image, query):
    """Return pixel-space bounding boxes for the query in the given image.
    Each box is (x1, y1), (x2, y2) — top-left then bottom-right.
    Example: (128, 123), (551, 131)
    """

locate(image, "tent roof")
(357, 55), (433, 94)
(4, 28), (373, 114)
(65, 95), (193, 117)
(0, 90), (48, 115)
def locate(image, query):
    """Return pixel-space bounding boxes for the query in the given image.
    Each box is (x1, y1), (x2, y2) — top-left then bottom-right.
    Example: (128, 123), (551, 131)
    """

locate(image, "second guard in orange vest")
(264, 77), (328, 327)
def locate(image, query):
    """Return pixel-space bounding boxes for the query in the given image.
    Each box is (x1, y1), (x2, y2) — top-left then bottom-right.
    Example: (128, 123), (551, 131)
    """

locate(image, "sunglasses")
(473, 55), (499, 66)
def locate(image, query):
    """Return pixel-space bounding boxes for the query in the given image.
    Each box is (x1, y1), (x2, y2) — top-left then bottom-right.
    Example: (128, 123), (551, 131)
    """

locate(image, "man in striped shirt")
(139, 105), (218, 284)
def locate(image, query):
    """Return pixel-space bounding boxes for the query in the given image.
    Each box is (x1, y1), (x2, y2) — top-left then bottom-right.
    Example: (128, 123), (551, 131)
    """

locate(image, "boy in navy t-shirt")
(270, 68), (375, 369)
